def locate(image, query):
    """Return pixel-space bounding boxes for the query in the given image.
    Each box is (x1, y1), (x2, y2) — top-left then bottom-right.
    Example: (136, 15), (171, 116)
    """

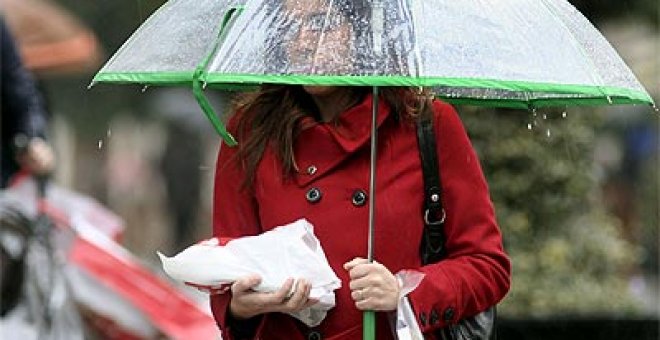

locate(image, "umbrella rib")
(410, 0), (424, 80)
(310, 0), (337, 74)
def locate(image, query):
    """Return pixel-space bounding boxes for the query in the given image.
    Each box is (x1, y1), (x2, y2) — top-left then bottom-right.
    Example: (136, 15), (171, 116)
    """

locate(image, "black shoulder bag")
(416, 115), (497, 340)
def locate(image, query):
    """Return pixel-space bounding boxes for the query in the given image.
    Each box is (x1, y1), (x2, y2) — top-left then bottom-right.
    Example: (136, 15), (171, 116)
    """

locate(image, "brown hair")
(232, 86), (433, 189)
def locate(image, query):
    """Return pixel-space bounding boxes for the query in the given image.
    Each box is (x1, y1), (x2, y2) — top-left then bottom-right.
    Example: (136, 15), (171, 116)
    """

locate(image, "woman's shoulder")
(430, 99), (463, 130)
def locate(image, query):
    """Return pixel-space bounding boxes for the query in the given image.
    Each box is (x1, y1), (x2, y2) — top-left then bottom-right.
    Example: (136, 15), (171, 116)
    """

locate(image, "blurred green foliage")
(459, 107), (643, 316)
(639, 152), (659, 274)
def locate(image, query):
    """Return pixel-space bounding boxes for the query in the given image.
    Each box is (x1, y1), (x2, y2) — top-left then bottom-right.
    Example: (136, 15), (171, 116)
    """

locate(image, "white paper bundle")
(158, 219), (341, 327)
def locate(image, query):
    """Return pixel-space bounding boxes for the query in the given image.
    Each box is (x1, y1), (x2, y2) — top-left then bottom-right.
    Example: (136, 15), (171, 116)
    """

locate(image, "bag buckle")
(424, 208), (446, 225)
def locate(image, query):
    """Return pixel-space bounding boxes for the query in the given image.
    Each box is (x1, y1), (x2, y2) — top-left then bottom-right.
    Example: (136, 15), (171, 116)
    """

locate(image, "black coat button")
(419, 311), (427, 326)
(306, 188), (322, 203)
(443, 307), (455, 322)
(351, 190), (367, 206)
(307, 331), (322, 340)
(429, 308), (440, 325)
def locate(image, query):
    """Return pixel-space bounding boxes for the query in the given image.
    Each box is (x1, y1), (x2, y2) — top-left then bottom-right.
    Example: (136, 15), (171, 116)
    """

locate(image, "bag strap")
(416, 114), (446, 265)
(417, 112), (499, 340)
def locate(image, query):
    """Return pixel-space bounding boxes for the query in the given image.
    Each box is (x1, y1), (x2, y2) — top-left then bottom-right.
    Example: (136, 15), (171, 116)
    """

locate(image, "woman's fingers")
(343, 257), (369, 272)
(268, 278), (295, 304)
(231, 275), (262, 295)
(230, 276), (315, 318)
(229, 275), (263, 319)
(344, 258), (400, 312)
(303, 297), (319, 309)
(284, 279), (310, 310)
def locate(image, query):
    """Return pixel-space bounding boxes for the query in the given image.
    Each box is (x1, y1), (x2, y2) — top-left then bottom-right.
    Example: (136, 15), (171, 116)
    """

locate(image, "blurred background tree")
(459, 107), (643, 316)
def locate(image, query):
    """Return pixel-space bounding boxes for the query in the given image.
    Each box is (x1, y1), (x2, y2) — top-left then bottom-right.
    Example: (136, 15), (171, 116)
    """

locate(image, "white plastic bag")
(158, 219), (341, 327)
(392, 270), (425, 340)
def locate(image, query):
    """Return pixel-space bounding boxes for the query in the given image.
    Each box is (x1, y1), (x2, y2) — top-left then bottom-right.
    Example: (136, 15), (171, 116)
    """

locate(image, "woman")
(211, 0), (510, 339)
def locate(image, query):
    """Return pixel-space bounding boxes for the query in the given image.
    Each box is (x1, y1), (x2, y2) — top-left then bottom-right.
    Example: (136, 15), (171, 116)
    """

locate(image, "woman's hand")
(229, 275), (317, 320)
(17, 137), (55, 175)
(344, 258), (400, 311)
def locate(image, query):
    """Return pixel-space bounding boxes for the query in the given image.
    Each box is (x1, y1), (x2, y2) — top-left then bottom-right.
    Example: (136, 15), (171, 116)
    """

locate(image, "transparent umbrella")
(92, 0), (655, 339)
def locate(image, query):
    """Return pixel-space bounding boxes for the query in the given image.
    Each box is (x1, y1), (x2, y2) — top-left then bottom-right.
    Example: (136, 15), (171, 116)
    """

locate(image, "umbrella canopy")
(204, 0), (652, 108)
(93, 0), (654, 145)
(0, 0), (101, 75)
(94, 0), (245, 86)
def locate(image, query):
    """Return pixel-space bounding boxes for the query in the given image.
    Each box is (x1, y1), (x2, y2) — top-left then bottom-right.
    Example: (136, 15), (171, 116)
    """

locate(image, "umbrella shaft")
(368, 86), (378, 263)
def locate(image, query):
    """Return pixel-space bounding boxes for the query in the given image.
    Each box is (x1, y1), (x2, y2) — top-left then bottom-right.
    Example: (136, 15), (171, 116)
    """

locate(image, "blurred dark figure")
(1, 18), (55, 188)
(159, 120), (203, 251)
(152, 88), (224, 251)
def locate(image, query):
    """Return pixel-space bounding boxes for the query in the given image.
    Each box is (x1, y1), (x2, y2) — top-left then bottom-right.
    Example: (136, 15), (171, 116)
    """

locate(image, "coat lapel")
(293, 94), (391, 187)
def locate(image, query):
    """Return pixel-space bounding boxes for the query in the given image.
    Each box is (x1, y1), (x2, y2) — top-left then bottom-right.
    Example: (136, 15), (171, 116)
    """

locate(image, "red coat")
(211, 94), (510, 340)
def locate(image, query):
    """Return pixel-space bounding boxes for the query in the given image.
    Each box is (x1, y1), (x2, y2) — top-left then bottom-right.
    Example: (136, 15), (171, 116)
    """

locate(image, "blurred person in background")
(1, 17), (55, 188)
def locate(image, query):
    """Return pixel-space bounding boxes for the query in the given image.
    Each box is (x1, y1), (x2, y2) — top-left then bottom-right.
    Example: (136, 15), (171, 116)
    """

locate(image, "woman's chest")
(252, 125), (425, 267)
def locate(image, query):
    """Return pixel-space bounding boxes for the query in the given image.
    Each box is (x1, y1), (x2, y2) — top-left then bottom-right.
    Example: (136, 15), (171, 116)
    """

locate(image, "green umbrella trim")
(92, 71), (195, 86)
(94, 72), (652, 108)
(201, 73), (653, 107)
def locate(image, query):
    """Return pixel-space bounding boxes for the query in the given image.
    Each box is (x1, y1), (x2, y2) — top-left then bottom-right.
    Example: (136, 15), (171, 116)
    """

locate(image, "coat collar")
(293, 93), (391, 187)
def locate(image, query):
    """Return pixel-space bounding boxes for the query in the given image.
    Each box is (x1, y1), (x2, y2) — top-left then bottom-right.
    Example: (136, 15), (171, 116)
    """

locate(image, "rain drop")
(606, 95), (613, 104)
(141, 85), (149, 93)
(652, 105), (659, 113)
(546, 129), (551, 138)
(542, 113), (547, 120)
(562, 111), (567, 118)
(97, 139), (104, 149)
(527, 123), (533, 130)
(107, 129), (112, 138)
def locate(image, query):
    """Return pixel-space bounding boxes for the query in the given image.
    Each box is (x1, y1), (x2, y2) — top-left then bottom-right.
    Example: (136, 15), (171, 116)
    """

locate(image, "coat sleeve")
(407, 101), (511, 332)
(209, 115), (267, 340)
(1, 19), (49, 140)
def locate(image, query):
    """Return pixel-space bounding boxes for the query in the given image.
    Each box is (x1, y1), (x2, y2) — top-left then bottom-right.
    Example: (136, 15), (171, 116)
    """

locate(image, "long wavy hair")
(231, 86), (433, 189)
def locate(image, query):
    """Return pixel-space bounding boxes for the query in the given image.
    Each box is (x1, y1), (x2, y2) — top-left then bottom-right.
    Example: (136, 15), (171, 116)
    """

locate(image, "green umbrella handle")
(363, 311), (376, 340)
